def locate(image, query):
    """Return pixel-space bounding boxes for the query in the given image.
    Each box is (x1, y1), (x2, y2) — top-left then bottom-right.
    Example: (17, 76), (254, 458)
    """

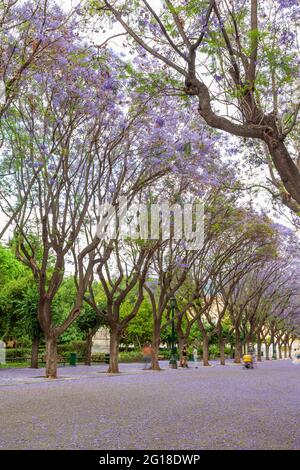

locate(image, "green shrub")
(157, 349), (171, 359)
(209, 344), (219, 358)
(5, 348), (31, 359)
(91, 353), (106, 362)
(15, 338), (32, 348)
(119, 351), (143, 362)
(57, 340), (86, 355)
(0, 362), (29, 368)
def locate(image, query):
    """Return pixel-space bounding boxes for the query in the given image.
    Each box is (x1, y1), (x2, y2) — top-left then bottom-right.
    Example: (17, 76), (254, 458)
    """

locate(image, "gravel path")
(0, 360), (299, 450)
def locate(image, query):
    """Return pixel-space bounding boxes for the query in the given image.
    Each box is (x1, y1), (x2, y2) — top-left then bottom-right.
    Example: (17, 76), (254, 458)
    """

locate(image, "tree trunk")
(151, 321), (161, 371)
(178, 335), (185, 367)
(266, 137), (300, 208)
(85, 333), (93, 366)
(271, 341), (277, 361)
(202, 336), (210, 366)
(278, 344), (282, 359)
(257, 336), (262, 362)
(31, 336), (40, 369)
(108, 327), (120, 373)
(288, 345), (292, 359)
(219, 338), (225, 365)
(234, 332), (242, 363)
(284, 343), (287, 359)
(265, 343), (270, 360)
(45, 334), (58, 378)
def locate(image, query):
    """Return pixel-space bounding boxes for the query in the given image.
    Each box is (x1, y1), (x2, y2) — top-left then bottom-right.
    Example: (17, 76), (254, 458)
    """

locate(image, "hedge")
(5, 348), (32, 359)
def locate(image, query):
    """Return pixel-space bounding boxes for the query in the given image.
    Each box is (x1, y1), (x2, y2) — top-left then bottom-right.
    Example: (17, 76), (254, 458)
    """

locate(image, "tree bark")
(202, 336), (210, 366)
(288, 345), (292, 359)
(150, 320), (162, 371)
(31, 336), (40, 369)
(45, 334), (58, 378)
(257, 336), (262, 362)
(219, 338), (225, 365)
(178, 335), (185, 367)
(284, 343), (287, 359)
(278, 344), (282, 359)
(265, 343), (270, 360)
(234, 331), (242, 363)
(108, 327), (121, 373)
(266, 138), (300, 207)
(85, 333), (93, 366)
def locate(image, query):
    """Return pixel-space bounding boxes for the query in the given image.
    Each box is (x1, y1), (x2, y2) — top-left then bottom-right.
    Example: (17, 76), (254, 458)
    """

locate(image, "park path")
(0, 360), (299, 450)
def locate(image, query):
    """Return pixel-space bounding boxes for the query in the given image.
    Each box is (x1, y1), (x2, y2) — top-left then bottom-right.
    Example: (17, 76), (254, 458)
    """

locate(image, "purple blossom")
(176, 143), (186, 152)
(102, 78), (116, 92)
(155, 117), (165, 128)
(278, 0), (299, 8)
(279, 30), (296, 44)
(214, 74), (223, 82)
(33, 162), (44, 169)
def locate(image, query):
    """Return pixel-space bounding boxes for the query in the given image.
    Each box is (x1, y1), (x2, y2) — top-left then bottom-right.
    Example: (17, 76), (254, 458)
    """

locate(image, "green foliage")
(119, 351), (143, 362)
(121, 298), (153, 347)
(0, 244), (25, 288)
(14, 286), (42, 340)
(209, 344), (219, 358)
(0, 362), (29, 369)
(183, 0), (207, 17)
(5, 348), (32, 359)
(0, 265), (38, 341)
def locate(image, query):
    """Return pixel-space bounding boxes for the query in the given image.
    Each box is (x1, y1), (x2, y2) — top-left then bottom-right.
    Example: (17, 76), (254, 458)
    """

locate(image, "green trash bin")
(69, 352), (77, 366)
(104, 353), (110, 364)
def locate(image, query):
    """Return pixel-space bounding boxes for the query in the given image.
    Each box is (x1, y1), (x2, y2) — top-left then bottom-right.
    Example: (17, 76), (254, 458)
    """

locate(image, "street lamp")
(169, 296), (178, 369)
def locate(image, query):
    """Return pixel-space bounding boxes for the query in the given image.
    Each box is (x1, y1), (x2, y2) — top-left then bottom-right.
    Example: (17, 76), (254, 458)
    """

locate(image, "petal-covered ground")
(0, 360), (299, 450)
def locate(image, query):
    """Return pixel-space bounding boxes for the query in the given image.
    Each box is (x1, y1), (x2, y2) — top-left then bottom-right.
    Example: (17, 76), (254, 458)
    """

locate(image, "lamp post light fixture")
(169, 296), (178, 369)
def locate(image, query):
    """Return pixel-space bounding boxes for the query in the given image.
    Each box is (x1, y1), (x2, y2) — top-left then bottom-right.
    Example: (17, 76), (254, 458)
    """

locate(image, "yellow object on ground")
(243, 355), (252, 363)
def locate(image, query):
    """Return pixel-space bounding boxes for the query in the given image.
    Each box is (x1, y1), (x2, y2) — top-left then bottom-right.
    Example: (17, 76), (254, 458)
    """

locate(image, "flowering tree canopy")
(94, 0), (300, 214)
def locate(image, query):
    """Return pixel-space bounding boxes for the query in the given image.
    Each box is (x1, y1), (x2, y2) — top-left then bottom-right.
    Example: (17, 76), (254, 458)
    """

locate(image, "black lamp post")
(169, 296), (177, 369)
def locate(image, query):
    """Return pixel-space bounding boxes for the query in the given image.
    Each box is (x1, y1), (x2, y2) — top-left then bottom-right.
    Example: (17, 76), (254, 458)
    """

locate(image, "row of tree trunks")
(41, 331), (295, 377)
